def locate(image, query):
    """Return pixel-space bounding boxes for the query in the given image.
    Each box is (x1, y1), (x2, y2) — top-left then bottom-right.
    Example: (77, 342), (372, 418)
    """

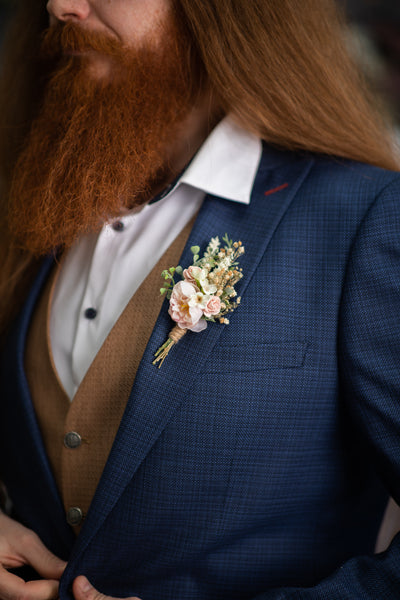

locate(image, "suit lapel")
(70, 149), (315, 560)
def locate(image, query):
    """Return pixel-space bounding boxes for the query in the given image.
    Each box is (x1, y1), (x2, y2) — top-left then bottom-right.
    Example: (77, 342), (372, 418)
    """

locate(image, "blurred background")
(339, 0), (400, 126)
(0, 0), (12, 43)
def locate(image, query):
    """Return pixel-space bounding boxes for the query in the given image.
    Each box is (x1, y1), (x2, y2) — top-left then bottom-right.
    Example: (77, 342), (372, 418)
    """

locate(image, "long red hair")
(176, 0), (398, 168)
(0, 0), (398, 332)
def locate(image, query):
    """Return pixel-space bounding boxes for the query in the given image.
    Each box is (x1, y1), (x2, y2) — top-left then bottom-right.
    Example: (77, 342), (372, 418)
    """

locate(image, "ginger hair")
(175, 0), (398, 168)
(0, 0), (398, 333)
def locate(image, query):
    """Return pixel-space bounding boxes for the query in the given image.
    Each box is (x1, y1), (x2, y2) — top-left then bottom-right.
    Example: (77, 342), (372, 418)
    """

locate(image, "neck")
(148, 92), (223, 199)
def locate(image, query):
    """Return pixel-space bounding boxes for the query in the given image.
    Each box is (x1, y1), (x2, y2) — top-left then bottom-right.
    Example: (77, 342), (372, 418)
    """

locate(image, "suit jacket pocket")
(201, 340), (309, 373)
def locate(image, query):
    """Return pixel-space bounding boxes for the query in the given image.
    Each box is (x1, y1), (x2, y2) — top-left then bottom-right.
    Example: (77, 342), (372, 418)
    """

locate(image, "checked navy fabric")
(1, 146), (400, 599)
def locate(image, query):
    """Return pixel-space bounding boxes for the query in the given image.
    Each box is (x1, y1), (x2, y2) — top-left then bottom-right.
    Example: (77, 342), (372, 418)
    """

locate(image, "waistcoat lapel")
(26, 217), (195, 534)
(67, 149), (315, 567)
(0, 256), (75, 557)
(25, 265), (69, 500)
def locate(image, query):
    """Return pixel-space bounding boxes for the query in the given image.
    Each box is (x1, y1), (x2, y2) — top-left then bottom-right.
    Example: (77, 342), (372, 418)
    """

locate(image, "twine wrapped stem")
(153, 325), (187, 368)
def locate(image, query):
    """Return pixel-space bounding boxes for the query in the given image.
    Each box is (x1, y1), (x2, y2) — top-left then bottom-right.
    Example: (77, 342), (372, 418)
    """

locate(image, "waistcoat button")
(64, 431), (82, 449)
(67, 507), (83, 526)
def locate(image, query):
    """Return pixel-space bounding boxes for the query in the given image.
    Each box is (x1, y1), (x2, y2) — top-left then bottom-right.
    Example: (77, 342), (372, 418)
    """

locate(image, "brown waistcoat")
(25, 221), (192, 533)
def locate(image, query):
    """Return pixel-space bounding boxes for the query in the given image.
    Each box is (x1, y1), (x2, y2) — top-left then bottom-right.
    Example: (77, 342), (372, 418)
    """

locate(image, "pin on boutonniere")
(153, 234), (245, 368)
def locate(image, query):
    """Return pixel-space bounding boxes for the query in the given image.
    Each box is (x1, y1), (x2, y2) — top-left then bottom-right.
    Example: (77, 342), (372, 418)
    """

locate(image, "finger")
(73, 577), (109, 600)
(0, 566), (59, 600)
(19, 534), (66, 580)
(73, 576), (142, 600)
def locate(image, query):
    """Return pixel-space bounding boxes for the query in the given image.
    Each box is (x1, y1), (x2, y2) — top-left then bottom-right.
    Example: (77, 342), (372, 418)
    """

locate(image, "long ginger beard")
(7, 17), (199, 256)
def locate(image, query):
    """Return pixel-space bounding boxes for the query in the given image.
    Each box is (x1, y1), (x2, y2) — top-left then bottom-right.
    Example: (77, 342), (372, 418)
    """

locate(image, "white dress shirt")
(50, 117), (262, 399)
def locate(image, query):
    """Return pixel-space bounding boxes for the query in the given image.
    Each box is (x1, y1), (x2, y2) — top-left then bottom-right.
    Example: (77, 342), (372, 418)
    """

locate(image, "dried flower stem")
(153, 325), (187, 368)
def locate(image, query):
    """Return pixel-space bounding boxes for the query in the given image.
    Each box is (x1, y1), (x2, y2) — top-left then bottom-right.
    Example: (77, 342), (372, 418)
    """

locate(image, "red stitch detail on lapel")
(264, 183), (289, 196)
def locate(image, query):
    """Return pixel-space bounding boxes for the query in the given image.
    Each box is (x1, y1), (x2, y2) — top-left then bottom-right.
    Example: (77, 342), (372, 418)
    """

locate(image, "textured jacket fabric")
(1, 146), (400, 599)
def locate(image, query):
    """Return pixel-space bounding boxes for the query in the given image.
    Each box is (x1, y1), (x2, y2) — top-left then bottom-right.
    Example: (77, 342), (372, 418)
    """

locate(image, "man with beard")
(1, 1), (400, 599)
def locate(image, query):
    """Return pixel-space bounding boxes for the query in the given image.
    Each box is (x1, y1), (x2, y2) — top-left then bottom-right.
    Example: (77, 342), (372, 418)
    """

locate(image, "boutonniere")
(153, 234), (245, 368)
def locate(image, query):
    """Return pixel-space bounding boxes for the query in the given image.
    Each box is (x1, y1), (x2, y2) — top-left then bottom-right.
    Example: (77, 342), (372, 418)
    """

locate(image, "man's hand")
(0, 512), (66, 600)
(73, 576), (142, 600)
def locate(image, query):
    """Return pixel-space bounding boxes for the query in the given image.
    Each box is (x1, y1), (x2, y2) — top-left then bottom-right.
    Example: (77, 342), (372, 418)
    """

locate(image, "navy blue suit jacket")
(1, 147), (400, 599)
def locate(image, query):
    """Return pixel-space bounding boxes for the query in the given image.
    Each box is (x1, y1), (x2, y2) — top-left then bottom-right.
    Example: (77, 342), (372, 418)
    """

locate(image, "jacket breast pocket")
(201, 340), (309, 373)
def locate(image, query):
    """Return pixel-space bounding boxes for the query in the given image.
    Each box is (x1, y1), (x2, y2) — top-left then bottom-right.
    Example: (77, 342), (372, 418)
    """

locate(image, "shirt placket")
(70, 221), (128, 395)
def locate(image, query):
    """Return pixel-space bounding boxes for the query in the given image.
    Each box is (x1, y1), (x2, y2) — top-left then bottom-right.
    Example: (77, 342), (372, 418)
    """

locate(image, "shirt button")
(84, 308), (97, 320)
(66, 507), (83, 527)
(112, 220), (125, 232)
(64, 432), (82, 449)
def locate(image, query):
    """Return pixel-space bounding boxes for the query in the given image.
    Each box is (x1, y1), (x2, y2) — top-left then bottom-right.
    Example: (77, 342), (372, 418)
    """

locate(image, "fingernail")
(79, 577), (92, 593)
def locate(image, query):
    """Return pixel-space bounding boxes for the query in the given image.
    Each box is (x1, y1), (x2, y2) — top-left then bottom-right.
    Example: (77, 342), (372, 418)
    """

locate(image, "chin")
(89, 62), (113, 81)
(80, 53), (114, 81)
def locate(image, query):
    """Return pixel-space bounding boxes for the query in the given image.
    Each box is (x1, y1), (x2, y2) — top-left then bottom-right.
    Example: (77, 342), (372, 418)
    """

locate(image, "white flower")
(184, 265), (217, 295)
(205, 236), (220, 256)
(188, 291), (206, 308)
(198, 272), (217, 295)
(219, 257), (231, 270)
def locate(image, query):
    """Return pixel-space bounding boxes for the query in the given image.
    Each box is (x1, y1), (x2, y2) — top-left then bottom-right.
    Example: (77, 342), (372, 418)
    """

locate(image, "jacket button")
(64, 432), (82, 449)
(67, 507), (83, 526)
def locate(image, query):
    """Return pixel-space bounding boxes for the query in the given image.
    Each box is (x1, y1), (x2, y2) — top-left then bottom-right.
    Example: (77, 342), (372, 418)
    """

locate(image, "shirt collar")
(177, 116), (263, 205)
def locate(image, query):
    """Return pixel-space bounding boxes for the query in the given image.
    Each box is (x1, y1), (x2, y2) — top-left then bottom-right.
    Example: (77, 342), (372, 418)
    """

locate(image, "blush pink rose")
(203, 295), (221, 317)
(183, 266), (203, 285)
(168, 281), (207, 332)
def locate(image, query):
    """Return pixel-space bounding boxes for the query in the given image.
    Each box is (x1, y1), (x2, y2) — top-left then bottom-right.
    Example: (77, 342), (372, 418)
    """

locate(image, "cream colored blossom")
(168, 281), (207, 332)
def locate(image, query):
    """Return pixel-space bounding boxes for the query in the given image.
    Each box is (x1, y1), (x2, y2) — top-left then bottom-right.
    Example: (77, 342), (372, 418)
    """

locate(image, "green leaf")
(191, 245), (200, 255)
(160, 288), (167, 295)
(222, 233), (233, 248)
(175, 266), (183, 275)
